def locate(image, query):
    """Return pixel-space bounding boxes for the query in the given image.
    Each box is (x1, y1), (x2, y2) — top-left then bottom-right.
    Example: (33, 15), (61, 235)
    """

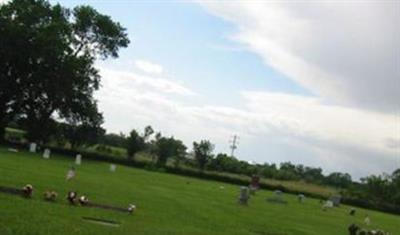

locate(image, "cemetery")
(0, 0), (399, 234)
(0, 147), (399, 235)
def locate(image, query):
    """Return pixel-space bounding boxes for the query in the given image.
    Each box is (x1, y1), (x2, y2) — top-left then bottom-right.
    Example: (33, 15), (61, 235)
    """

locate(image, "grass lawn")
(0, 147), (399, 235)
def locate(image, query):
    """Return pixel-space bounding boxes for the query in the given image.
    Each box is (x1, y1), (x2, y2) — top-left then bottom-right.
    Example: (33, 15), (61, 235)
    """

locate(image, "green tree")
(100, 132), (127, 148)
(193, 140), (214, 171)
(0, 0), (129, 142)
(59, 121), (105, 149)
(143, 125), (154, 142)
(152, 135), (186, 167)
(325, 172), (352, 188)
(126, 129), (145, 160)
(172, 140), (187, 168)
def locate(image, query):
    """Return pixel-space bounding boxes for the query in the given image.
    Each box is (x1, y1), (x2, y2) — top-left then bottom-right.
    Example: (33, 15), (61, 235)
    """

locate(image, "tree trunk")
(0, 124), (5, 143)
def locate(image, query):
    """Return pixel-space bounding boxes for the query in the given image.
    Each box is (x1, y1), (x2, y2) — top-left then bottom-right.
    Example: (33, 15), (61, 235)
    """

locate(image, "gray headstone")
(43, 148), (51, 159)
(329, 195), (341, 207)
(298, 194), (305, 202)
(75, 154), (82, 165)
(274, 190), (283, 199)
(29, 142), (37, 153)
(238, 186), (249, 204)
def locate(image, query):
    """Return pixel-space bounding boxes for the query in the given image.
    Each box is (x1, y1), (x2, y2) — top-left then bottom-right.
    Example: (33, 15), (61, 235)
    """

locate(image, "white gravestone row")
(42, 148), (51, 159)
(75, 154), (82, 165)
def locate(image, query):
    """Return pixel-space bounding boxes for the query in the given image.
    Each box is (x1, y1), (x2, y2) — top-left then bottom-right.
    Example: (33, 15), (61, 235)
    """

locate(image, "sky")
(3, 0), (398, 179)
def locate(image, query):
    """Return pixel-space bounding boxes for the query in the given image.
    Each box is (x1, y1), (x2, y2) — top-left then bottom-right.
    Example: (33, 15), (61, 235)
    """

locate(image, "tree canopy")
(0, 0), (129, 142)
(193, 140), (214, 171)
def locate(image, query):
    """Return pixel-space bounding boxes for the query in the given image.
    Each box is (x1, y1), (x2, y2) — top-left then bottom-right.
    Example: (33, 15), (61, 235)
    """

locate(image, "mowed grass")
(0, 148), (399, 235)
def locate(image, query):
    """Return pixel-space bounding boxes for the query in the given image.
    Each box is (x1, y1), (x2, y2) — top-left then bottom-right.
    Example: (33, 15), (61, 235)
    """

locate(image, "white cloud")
(0, 0), (10, 5)
(96, 67), (399, 179)
(199, 1), (400, 113)
(99, 67), (195, 96)
(134, 59), (164, 75)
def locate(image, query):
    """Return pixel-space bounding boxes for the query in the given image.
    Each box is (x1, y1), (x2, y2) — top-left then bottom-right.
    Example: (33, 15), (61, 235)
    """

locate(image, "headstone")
(75, 154), (82, 165)
(329, 195), (341, 207)
(274, 190), (282, 199)
(364, 215), (371, 226)
(238, 186), (249, 205)
(42, 148), (51, 159)
(110, 164), (116, 172)
(66, 167), (76, 181)
(29, 142), (37, 153)
(266, 190), (287, 204)
(325, 200), (334, 207)
(322, 200), (334, 211)
(8, 148), (18, 152)
(298, 194), (305, 203)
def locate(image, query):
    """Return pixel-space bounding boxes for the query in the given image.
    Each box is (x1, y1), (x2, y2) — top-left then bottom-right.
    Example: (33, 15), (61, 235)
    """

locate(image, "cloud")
(0, 0), (10, 5)
(134, 59), (164, 75)
(96, 67), (399, 179)
(199, 1), (400, 113)
(99, 67), (195, 96)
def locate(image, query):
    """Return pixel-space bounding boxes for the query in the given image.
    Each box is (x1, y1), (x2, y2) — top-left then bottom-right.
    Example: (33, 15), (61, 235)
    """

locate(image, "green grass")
(0, 147), (399, 235)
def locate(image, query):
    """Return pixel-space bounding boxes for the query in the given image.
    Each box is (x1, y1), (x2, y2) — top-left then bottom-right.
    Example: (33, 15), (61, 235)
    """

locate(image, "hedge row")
(3, 141), (400, 215)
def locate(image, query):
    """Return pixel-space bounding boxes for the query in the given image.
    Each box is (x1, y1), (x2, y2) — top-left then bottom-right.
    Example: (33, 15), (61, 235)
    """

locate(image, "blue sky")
(49, 0), (399, 179)
(56, 0), (309, 105)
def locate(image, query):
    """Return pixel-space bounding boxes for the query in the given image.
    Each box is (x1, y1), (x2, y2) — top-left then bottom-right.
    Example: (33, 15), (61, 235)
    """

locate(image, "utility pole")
(229, 135), (239, 157)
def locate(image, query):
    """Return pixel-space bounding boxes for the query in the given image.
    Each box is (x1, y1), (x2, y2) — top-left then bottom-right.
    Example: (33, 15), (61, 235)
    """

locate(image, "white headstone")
(43, 148), (51, 159)
(29, 142), (37, 153)
(110, 164), (116, 172)
(66, 168), (76, 181)
(75, 154), (82, 165)
(364, 216), (371, 226)
(325, 200), (334, 208)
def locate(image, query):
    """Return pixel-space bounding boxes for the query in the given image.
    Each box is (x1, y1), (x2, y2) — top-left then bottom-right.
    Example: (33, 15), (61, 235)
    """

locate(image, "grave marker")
(266, 190), (288, 204)
(29, 143), (37, 153)
(66, 167), (76, 181)
(238, 186), (249, 205)
(8, 148), (18, 152)
(42, 148), (51, 159)
(110, 164), (116, 172)
(75, 154), (82, 165)
(364, 215), (371, 226)
(298, 194), (305, 203)
(329, 195), (341, 207)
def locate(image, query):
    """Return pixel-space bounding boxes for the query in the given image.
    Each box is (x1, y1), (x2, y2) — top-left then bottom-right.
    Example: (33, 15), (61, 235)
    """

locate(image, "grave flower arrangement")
(128, 204), (136, 214)
(67, 191), (78, 204)
(22, 184), (33, 198)
(79, 195), (89, 206)
(44, 191), (58, 201)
